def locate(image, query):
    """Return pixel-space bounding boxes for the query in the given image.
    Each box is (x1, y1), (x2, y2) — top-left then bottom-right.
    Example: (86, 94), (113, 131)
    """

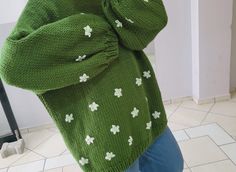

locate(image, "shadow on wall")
(231, 1), (236, 91)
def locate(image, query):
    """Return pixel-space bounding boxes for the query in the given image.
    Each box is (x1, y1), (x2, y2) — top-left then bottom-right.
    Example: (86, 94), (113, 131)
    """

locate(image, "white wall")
(198, 0), (232, 100)
(0, 0), (27, 24)
(154, 0), (192, 101)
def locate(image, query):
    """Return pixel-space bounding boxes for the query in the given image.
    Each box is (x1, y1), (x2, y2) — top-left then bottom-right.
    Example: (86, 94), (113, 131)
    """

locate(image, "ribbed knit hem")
(94, 120), (168, 172)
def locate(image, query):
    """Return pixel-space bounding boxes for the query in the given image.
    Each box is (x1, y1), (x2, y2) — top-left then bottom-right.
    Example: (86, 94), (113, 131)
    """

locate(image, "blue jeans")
(125, 126), (184, 172)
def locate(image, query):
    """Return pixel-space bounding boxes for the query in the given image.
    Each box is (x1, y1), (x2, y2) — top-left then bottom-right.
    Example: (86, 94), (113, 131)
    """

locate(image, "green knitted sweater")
(0, 0), (168, 171)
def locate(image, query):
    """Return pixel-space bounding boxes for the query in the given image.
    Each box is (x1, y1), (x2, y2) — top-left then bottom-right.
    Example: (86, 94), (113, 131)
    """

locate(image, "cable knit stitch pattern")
(0, 0), (168, 171)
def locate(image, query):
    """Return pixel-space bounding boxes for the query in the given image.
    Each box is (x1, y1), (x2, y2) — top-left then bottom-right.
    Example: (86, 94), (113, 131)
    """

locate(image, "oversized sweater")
(0, 0), (168, 171)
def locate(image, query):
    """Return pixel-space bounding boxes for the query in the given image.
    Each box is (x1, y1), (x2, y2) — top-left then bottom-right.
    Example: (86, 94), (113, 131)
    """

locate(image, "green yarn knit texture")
(0, 0), (168, 171)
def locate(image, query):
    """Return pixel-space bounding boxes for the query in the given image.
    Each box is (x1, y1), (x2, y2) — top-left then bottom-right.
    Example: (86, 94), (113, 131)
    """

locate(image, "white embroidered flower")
(79, 73), (89, 82)
(125, 17), (134, 23)
(131, 107), (139, 118)
(146, 121), (152, 129)
(143, 70), (151, 79)
(110, 125), (120, 135)
(80, 12), (85, 15)
(145, 97), (148, 101)
(143, 0), (149, 2)
(79, 157), (89, 165)
(105, 152), (115, 161)
(114, 88), (122, 98)
(88, 102), (99, 111)
(128, 136), (133, 146)
(75, 55), (86, 62)
(85, 135), (95, 145)
(84, 25), (93, 37)
(65, 113), (74, 123)
(115, 19), (123, 27)
(152, 111), (161, 119)
(135, 78), (142, 86)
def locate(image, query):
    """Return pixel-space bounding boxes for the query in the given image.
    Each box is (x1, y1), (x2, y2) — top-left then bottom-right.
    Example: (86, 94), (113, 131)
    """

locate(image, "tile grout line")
(42, 158), (46, 172)
(219, 144), (236, 166)
(166, 101), (183, 119)
(214, 123), (236, 142)
(188, 158), (232, 170)
(205, 135), (236, 167)
(199, 102), (215, 125)
(184, 135), (229, 169)
(24, 147), (48, 159)
(178, 134), (232, 169)
(183, 122), (235, 146)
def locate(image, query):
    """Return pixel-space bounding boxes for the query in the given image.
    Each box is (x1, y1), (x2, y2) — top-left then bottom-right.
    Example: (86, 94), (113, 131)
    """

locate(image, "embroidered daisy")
(88, 102), (99, 111)
(84, 25), (93, 37)
(79, 157), (89, 165)
(152, 111), (161, 119)
(75, 55), (86, 62)
(105, 152), (115, 161)
(110, 125), (120, 134)
(125, 17), (134, 23)
(128, 136), (133, 146)
(131, 107), (139, 118)
(115, 19), (123, 27)
(85, 135), (95, 145)
(146, 121), (152, 129)
(65, 113), (74, 123)
(79, 73), (89, 82)
(135, 78), (142, 86)
(114, 88), (122, 98)
(143, 70), (151, 79)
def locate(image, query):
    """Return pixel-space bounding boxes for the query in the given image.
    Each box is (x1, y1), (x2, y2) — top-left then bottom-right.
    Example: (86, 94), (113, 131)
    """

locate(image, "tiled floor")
(1, 93), (236, 172)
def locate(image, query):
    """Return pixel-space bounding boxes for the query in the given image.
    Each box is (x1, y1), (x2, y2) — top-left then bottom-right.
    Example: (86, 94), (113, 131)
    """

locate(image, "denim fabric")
(125, 126), (184, 172)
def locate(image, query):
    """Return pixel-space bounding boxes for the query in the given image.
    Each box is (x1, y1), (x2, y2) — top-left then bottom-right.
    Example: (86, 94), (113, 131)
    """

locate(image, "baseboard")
(163, 92), (234, 105)
(19, 123), (56, 134)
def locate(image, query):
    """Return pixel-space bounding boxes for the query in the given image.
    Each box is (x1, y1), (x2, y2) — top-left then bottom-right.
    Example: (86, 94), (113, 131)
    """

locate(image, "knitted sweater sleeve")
(0, 5), (119, 95)
(101, 0), (168, 50)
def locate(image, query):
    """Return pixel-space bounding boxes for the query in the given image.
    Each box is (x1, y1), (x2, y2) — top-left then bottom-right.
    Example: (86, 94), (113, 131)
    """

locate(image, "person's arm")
(0, 1), (119, 95)
(101, 0), (168, 50)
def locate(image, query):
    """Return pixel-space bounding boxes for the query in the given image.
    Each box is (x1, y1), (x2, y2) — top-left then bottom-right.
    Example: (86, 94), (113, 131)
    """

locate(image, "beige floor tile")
(191, 160), (236, 172)
(0, 149), (30, 169)
(61, 149), (71, 155)
(165, 108), (173, 118)
(44, 168), (63, 172)
(22, 129), (55, 150)
(202, 113), (236, 137)
(63, 164), (83, 172)
(8, 160), (45, 172)
(173, 130), (189, 142)
(185, 123), (235, 146)
(180, 100), (214, 112)
(33, 133), (67, 158)
(48, 127), (59, 133)
(183, 169), (191, 172)
(164, 102), (181, 113)
(168, 107), (208, 128)
(0, 168), (7, 172)
(220, 143), (236, 164)
(168, 121), (189, 131)
(184, 161), (188, 168)
(11, 150), (45, 166)
(210, 101), (236, 117)
(179, 136), (227, 167)
(44, 154), (76, 170)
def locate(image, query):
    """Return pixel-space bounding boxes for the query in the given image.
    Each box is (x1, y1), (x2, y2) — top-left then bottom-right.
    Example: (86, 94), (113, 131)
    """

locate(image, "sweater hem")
(93, 120), (168, 172)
